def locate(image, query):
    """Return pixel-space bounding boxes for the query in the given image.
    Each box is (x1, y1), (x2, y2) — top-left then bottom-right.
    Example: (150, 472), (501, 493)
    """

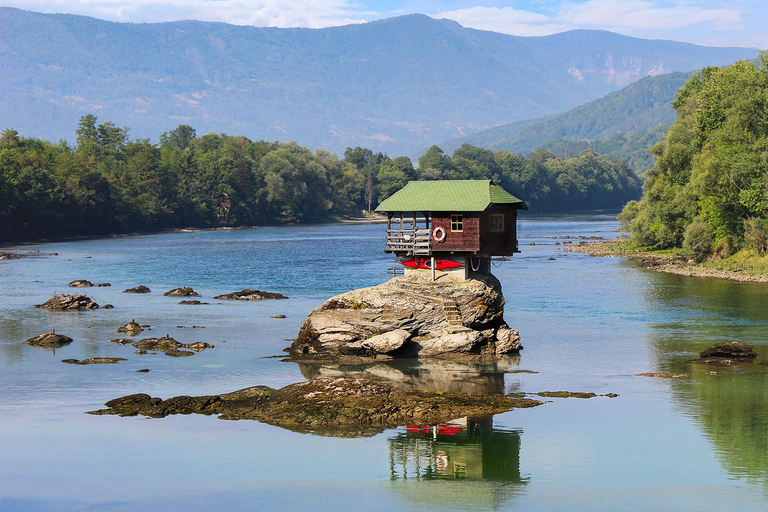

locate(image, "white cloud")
(558, 0), (743, 33)
(2, 0), (368, 27)
(433, 0), (750, 44)
(433, 6), (568, 36)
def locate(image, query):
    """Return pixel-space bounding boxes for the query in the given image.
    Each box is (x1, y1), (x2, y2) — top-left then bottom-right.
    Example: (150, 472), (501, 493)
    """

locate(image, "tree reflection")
(643, 272), (768, 485)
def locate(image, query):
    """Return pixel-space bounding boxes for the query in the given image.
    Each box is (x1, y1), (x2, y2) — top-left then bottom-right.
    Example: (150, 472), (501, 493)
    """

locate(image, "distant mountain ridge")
(0, 7), (758, 154)
(436, 71), (694, 171)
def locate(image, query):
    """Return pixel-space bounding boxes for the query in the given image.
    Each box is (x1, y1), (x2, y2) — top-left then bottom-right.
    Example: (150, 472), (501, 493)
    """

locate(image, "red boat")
(400, 258), (462, 270)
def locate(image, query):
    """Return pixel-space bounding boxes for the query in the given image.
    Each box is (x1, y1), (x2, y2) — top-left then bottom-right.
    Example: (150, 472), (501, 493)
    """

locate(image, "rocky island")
(288, 271), (521, 361)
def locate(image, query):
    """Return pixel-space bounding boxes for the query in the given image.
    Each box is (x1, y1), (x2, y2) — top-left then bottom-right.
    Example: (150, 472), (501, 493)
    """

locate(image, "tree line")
(619, 53), (768, 259)
(0, 115), (642, 242)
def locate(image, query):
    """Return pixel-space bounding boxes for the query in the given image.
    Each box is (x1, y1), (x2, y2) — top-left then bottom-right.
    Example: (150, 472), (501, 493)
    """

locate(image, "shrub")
(743, 218), (768, 255)
(682, 219), (712, 261)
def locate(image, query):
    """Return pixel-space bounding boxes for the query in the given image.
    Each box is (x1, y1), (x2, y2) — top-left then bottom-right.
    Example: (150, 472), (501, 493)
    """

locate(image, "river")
(1, 214), (767, 511)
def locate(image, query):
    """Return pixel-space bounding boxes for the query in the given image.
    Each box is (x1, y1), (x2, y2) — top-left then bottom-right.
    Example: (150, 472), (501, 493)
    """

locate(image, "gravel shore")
(566, 240), (768, 283)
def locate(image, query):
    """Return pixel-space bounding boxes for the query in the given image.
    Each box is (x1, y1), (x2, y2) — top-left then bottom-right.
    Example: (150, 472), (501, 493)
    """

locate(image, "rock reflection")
(298, 355), (520, 395)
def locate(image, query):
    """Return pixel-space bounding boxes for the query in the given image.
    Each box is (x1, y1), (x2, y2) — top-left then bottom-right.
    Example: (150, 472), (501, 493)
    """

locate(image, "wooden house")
(375, 180), (527, 279)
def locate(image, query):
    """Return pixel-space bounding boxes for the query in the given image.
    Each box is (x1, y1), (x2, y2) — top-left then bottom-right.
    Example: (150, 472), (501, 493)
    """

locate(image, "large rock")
(25, 331), (73, 348)
(213, 289), (288, 300)
(289, 272), (521, 360)
(689, 341), (758, 365)
(35, 293), (99, 310)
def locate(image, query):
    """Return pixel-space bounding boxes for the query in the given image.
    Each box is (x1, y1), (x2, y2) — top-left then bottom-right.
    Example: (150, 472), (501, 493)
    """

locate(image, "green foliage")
(620, 55), (768, 256)
(0, 114), (643, 242)
(682, 219), (713, 261)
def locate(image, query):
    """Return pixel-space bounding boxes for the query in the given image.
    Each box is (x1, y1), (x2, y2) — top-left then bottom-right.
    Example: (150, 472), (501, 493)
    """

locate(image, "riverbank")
(567, 239), (768, 283)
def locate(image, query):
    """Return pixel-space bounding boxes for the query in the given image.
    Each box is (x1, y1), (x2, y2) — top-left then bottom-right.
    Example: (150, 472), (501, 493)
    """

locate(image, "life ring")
(432, 226), (446, 242)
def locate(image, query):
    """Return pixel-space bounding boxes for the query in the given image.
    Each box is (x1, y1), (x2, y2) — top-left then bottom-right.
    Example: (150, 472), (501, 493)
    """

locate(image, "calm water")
(1, 215), (767, 511)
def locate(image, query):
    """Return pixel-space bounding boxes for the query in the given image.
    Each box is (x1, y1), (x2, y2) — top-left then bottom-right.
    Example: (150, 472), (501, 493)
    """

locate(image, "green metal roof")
(375, 180), (527, 213)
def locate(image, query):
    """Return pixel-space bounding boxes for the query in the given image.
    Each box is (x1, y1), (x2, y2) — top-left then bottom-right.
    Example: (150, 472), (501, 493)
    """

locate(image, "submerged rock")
(25, 331), (73, 348)
(164, 287), (199, 297)
(214, 289), (288, 301)
(88, 377), (543, 434)
(69, 279), (94, 287)
(35, 293), (99, 310)
(124, 285), (151, 293)
(289, 272), (521, 361)
(62, 357), (126, 365)
(688, 341), (758, 365)
(69, 279), (111, 288)
(117, 320), (143, 335)
(129, 335), (213, 356)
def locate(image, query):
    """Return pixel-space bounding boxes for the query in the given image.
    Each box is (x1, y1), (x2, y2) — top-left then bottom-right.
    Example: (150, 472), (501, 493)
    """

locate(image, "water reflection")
(387, 416), (526, 510)
(389, 416), (525, 482)
(297, 356), (520, 395)
(642, 271), (768, 485)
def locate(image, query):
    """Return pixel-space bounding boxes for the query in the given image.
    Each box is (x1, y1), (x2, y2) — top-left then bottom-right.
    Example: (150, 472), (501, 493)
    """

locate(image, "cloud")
(433, 6), (568, 36)
(2, 0), (368, 27)
(434, 0), (747, 42)
(558, 0), (743, 33)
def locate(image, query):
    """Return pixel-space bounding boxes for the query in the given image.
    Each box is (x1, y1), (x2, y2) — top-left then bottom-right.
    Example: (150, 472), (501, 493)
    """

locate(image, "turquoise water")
(1, 215), (767, 511)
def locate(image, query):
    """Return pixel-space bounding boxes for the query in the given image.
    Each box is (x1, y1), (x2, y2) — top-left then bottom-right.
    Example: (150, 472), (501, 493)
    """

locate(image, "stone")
(117, 320), (143, 335)
(214, 289), (288, 300)
(88, 377), (543, 434)
(69, 279), (94, 287)
(164, 287), (199, 297)
(688, 341), (758, 365)
(25, 331), (73, 348)
(124, 285), (151, 293)
(361, 329), (411, 354)
(289, 272), (520, 361)
(130, 336), (213, 356)
(62, 357), (126, 365)
(495, 327), (523, 355)
(35, 293), (99, 310)
(699, 341), (757, 359)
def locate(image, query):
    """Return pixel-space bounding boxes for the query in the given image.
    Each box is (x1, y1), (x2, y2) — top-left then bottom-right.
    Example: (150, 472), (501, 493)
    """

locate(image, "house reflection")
(388, 415), (526, 483)
(297, 355), (521, 395)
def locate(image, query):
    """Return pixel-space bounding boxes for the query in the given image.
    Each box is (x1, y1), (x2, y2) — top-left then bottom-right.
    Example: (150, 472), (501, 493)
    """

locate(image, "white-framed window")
(490, 213), (505, 233)
(450, 214), (463, 232)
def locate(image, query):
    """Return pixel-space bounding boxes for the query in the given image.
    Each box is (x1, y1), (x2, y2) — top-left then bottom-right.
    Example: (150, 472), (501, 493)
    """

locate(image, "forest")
(0, 115), (642, 243)
(619, 53), (768, 259)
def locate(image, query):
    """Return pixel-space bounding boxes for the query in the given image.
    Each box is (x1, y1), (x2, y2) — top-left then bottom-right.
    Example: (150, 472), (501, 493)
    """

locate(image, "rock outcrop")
(289, 272), (521, 361)
(117, 320), (143, 335)
(35, 293), (99, 310)
(25, 331), (73, 348)
(124, 285), (151, 293)
(164, 287), (199, 297)
(213, 289), (288, 300)
(112, 335), (213, 357)
(88, 377), (542, 434)
(688, 341), (758, 365)
(69, 279), (111, 287)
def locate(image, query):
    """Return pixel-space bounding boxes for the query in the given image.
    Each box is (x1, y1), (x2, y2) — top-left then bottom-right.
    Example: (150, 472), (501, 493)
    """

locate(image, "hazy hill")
(0, 8), (758, 155)
(437, 71), (694, 171)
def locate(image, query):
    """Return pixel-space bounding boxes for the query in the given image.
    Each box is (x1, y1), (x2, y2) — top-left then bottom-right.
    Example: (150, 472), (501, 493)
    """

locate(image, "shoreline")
(0, 215), (389, 249)
(567, 239), (768, 283)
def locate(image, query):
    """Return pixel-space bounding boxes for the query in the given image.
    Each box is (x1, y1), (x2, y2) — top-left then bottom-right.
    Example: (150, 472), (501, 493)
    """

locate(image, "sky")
(1, 0), (766, 48)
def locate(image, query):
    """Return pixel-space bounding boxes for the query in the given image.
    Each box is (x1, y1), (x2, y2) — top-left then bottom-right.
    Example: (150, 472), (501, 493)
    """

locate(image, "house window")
(451, 214), (463, 232)
(490, 214), (505, 232)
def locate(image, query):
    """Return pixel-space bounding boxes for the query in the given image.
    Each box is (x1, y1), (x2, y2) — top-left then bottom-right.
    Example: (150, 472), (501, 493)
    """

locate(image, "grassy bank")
(568, 239), (768, 283)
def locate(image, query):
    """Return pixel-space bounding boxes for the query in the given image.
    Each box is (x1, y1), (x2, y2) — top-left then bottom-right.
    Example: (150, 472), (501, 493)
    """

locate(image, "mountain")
(436, 70), (694, 171)
(0, 8), (758, 155)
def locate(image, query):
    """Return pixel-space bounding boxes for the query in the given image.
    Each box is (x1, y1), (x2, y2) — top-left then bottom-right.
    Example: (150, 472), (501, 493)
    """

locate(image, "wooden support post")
(431, 256), (435, 281)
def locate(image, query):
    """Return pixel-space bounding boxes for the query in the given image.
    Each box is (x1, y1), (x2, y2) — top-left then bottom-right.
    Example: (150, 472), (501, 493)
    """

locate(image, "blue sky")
(2, 0), (766, 48)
